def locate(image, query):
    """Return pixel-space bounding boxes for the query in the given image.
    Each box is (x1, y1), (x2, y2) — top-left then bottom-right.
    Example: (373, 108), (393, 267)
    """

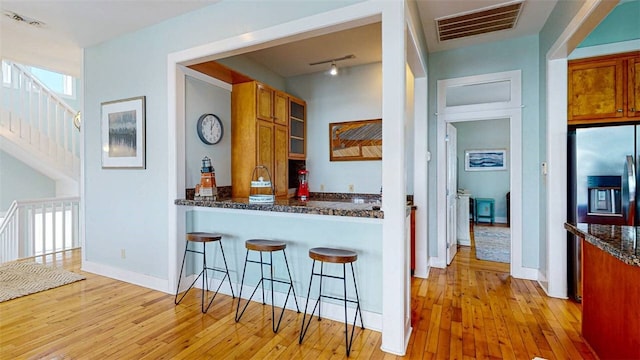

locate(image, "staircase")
(0, 61), (81, 262)
(0, 60), (80, 181)
(0, 197), (81, 263)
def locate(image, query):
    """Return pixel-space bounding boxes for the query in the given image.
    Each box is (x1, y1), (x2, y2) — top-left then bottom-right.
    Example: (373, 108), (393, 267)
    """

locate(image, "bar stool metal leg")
(282, 249), (301, 312)
(174, 241), (190, 305)
(201, 243), (208, 313)
(299, 260), (320, 344)
(351, 263), (364, 329)
(342, 263), (365, 356)
(217, 240), (235, 299)
(235, 240), (299, 333)
(299, 247), (364, 356)
(174, 234), (235, 314)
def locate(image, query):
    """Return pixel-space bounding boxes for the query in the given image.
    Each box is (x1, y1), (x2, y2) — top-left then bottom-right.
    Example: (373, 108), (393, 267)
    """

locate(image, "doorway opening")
(435, 70), (528, 278)
(454, 119), (511, 266)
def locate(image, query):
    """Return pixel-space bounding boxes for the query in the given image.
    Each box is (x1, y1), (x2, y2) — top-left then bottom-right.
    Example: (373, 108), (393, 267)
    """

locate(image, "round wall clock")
(196, 113), (223, 145)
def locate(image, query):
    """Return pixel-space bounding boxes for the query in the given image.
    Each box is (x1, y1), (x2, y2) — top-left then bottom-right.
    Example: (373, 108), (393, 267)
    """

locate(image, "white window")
(29, 66), (76, 99)
(62, 74), (73, 97)
(2, 61), (11, 86)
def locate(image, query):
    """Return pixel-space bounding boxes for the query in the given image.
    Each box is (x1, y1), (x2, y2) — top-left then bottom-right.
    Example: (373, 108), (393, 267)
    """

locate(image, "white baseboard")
(82, 262), (382, 330)
(413, 265), (430, 279)
(457, 239), (471, 246)
(429, 256), (446, 269)
(381, 325), (412, 356)
(195, 277), (382, 331)
(82, 260), (170, 293)
(511, 265), (538, 281)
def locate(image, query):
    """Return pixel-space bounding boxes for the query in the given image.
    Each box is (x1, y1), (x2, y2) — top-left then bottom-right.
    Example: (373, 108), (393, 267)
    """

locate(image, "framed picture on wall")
(329, 119), (382, 161)
(101, 96), (146, 169)
(465, 149), (507, 171)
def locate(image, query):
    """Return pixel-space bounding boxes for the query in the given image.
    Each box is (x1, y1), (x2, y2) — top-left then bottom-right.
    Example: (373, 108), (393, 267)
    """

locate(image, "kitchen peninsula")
(174, 195), (396, 330)
(564, 223), (640, 360)
(175, 197), (384, 218)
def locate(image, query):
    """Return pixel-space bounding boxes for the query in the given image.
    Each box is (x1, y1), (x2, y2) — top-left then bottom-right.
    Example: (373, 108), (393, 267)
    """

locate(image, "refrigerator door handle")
(624, 155), (636, 226)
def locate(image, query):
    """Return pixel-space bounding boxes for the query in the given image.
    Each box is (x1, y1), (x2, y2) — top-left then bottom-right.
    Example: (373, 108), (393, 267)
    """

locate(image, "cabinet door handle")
(631, 108), (636, 112)
(617, 109), (624, 112)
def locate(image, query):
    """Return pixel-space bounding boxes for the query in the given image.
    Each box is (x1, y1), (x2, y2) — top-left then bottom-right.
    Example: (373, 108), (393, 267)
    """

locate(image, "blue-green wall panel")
(428, 35), (540, 268)
(579, 1), (640, 48)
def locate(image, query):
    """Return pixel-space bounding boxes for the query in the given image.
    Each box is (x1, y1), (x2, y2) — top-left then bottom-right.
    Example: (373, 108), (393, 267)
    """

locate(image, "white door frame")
(445, 123), (458, 265)
(166, 1), (416, 355)
(543, 0), (619, 298)
(434, 70), (532, 280)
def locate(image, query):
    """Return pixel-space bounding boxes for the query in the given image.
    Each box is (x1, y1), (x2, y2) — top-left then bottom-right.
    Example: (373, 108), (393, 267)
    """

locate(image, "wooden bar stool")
(299, 247), (364, 356)
(174, 232), (235, 313)
(235, 239), (300, 332)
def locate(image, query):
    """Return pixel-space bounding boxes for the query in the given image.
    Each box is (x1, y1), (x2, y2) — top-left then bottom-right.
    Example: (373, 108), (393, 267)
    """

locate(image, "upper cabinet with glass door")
(289, 96), (306, 159)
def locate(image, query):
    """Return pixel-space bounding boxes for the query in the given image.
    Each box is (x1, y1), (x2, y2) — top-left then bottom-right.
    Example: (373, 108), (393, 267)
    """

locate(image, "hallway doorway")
(435, 70), (528, 279)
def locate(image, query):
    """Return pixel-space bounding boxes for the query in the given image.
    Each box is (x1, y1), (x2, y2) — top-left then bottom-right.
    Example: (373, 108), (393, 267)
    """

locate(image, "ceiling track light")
(329, 62), (338, 76)
(309, 54), (355, 76)
(3, 11), (45, 27)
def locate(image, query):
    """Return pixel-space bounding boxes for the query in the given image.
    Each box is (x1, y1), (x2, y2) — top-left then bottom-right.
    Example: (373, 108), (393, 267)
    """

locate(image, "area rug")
(0, 262), (85, 303)
(474, 226), (510, 263)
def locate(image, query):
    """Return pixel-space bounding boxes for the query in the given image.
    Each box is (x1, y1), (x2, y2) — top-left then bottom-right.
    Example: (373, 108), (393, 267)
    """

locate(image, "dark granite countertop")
(565, 223), (640, 267)
(175, 198), (385, 218)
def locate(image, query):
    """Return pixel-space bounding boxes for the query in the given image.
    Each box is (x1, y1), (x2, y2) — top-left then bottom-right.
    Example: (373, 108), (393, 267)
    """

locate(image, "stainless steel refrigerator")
(567, 124), (639, 301)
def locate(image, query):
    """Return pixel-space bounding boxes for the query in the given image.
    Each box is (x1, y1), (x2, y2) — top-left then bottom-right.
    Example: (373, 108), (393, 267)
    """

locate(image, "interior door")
(446, 123), (458, 265)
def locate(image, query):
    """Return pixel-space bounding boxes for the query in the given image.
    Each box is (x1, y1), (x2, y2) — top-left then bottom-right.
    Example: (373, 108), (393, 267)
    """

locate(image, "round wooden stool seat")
(186, 232), (222, 243)
(309, 247), (357, 264)
(245, 239), (287, 252)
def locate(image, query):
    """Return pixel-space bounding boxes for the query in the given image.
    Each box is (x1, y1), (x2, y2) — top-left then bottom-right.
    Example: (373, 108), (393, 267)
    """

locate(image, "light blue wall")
(455, 119), (510, 221)
(185, 76), (231, 188)
(286, 62), (382, 194)
(428, 35), (540, 268)
(578, 1), (640, 48)
(83, 1), (363, 278)
(0, 150), (55, 210)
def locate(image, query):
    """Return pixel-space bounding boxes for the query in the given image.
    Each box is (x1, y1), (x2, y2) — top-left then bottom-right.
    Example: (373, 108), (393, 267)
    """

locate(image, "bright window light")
(2, 61), (11, 85)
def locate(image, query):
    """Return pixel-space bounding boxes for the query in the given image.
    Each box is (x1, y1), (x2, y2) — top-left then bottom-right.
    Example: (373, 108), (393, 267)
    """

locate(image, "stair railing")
(0, 61), (80, 179)
(0, 197), (81, 264)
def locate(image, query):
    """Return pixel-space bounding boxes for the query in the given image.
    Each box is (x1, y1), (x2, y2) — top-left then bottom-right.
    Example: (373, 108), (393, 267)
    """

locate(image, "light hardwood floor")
(0, 233), (594, 359)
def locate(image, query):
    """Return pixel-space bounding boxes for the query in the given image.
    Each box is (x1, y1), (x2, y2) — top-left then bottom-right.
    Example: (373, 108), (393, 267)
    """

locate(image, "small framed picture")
(101, 96), (146, 169)
(465, 149), (507, 171)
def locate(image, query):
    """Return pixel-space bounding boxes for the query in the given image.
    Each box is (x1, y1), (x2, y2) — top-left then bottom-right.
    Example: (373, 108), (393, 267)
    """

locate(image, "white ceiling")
(0, 0), (558, 78)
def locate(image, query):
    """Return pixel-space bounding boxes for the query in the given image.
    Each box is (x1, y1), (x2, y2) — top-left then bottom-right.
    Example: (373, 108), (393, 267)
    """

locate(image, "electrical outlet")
(320, 184), (325, 192)
(120, 249), (126, 259)
(348, 184), (354, 192)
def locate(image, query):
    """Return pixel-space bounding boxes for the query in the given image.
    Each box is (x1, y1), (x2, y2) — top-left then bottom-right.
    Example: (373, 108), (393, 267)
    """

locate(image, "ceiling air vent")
(436, 1), (523, 42)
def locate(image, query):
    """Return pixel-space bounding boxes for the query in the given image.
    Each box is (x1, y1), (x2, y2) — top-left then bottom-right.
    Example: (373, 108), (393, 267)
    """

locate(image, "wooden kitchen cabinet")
(274, 91), (288, 126)
(568, 51), (640, 125)
(629, 56), (640, 118)
(256, 83), (288, 126)
(274, 125), (288, 196)
(232, 81), (296, 198)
